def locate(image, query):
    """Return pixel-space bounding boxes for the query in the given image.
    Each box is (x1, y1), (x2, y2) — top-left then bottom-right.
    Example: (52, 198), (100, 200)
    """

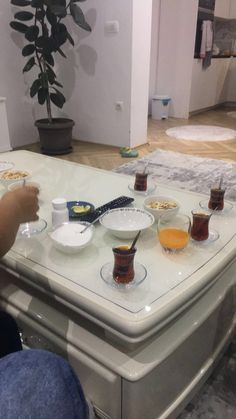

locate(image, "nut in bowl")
(144, 195), (180, 221)
(0, 170), (30, 187)
(99, 207), (154, 239)
(48, 222), (94, 254)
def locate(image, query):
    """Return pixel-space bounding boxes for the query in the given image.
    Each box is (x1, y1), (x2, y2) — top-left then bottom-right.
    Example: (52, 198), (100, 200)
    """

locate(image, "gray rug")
(177, 339), (236, 419)
(113, 149), (236, 201)
(114, 149), (236, 418)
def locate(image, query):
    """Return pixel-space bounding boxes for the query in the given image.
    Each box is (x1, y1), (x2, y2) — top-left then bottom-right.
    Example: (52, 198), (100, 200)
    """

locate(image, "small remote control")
(73, 196), (134, 223)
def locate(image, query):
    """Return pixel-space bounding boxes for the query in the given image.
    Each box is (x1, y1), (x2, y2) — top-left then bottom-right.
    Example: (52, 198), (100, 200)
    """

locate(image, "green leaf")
(46, 65), (56, 81)
(23, 57), (35, 72)
(39, 72), (49, 89)
(50, 91), (65, 108)
(52, 79), (63, 88)
(46, 8), (57, 26)
(49, 0), (67, 18)
(35, 10), (46, 20)
(11, 0), (31, 6)
(22, 44), (35, 56)
(66, 31), (74, 46)
(10, 21), (28, 34)
(31, 0), (43, 7)
(52, 23), (67, 45)
(14, 11), (34, 21)
(47, 72), (55, 84)
(44, 54), (54, 66)
(35, 36), (49, 49)
(30, 79), (42, 97)
(25, 25), (39, 42)
(57, 47), (66, 58)
(70, 4), (91, 32)
(38, 88), (47, 105)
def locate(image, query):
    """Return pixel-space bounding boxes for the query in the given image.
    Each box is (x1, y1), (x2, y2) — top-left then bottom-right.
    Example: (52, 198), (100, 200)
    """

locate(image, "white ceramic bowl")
(0, 170), (31, 187)
(143, 195), (180, 221)
(99, 207), (154, 239)
(48, 222), (94, 254)
(8, 180), (40, 192)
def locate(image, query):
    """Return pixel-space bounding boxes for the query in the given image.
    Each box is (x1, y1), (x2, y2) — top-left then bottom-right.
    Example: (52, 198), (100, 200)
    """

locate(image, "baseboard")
(189, 102), (236, 116)
(222, 101), (236, 108)
(0, 146), (12, 153)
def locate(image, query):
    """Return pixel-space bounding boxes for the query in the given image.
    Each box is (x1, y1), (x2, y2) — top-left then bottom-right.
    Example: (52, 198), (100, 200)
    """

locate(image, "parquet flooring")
(17, 106), (236, 170)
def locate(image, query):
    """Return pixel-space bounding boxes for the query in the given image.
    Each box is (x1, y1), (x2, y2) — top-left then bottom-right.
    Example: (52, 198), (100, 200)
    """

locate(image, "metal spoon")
(218, 175), (223, 190)
(79, 212), (103, 233)
(130, 230), (141, 251)
(143, 163), (149, 174)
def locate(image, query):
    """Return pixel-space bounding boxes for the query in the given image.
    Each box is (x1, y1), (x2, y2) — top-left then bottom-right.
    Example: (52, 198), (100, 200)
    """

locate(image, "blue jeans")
(0, 311), (22, 358)
(0, 349), (89, 419)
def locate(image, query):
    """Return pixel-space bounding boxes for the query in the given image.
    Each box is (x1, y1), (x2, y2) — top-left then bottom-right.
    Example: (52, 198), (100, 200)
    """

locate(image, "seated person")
(0, 186), (95, 419)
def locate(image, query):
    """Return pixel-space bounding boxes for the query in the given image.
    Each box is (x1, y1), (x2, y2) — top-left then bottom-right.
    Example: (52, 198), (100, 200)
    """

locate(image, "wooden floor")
(18, 106), (236, 170)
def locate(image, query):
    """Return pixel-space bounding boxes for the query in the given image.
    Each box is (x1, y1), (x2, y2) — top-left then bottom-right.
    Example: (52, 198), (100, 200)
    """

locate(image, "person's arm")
(0, 186), (39, 258)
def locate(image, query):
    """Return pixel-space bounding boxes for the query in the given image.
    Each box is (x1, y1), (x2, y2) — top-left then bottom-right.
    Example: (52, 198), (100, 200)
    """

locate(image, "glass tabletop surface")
(3, 151), (236, 316)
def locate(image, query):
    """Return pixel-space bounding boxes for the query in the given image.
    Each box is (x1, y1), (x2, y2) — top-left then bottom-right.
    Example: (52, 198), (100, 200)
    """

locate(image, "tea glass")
(134, 172), (148, 192)
(191, 209), (211, 241)
(9, 182), (46, 238)
(208, 187), (225, 211)
(157, 214), (191, 252)
(112, 246), (136, 284)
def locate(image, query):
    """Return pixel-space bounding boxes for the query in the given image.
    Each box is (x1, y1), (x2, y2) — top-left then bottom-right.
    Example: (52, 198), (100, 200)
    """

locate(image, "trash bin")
(152, 95), (171, 120)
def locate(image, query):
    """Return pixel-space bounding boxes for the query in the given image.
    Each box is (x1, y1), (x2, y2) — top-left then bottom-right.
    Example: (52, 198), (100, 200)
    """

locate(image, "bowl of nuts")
(0, 170), (31, 187)
(143, 195), (180, 221)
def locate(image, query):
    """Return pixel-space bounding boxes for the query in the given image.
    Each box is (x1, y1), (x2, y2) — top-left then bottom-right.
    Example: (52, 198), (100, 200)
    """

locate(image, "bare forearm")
(0, 187), (39, 258)
(0, 204), (20, 258)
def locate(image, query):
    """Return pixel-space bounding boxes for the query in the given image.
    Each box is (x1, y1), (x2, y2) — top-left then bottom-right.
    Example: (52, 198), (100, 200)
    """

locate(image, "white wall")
(0, 3), (39, 148)
(149, 0), (161, 115)
(65, 0), (152, 148)
(215, 0), (231, 18)
(130, 0), (152, 147)
(150, 0), (198, 119)
(230, 0), (236, 17)
(0, 0), (152, 149)
(0, 98), (12, 152)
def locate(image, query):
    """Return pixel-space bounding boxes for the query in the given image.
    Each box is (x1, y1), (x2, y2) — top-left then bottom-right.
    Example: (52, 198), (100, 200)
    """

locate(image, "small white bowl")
(8, 180), (40, 192)
(0, 170), (31, 187)
(99, 208), (154, 239)
(48, 222), (94, 254)
(143, 195), (180, 221)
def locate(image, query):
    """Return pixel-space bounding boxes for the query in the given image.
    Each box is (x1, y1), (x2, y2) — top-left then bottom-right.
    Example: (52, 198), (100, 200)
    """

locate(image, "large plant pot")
(35, 118), (75, 155)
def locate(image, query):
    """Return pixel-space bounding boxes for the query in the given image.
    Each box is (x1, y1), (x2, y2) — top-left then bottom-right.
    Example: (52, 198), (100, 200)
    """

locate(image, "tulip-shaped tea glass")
(208, 187), (225, 211)
(191, 209), (211, 241)
(112, 245), (136, 284)
(158, 214), (191, 252)
(134, 171), (148, 192)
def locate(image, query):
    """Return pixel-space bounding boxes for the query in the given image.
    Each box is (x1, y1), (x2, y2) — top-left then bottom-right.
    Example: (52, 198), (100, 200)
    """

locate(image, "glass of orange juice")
(157, 214), (191, 252)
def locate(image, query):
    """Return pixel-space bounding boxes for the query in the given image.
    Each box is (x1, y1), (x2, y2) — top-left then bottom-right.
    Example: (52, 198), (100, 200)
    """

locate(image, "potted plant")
(10, 0), (91, 155)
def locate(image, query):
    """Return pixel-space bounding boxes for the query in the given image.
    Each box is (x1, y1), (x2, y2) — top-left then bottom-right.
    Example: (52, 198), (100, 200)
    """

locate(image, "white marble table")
(0, 150), (235, 419)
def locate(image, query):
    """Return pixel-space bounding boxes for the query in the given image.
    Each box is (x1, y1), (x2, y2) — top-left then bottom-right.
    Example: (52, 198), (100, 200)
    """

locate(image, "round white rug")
(227, 111), (236, 118)
(166, 125), (236, 142)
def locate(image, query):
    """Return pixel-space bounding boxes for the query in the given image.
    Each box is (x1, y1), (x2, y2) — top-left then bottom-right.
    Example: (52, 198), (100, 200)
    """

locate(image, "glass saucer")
(191, 229), (219, 246)
(128, 181), (156, 195)
(0, 161), (14, 172)
(199, 199), (233, 214)
(100, 262), (147, 289)
(17, 219), (47, 238)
